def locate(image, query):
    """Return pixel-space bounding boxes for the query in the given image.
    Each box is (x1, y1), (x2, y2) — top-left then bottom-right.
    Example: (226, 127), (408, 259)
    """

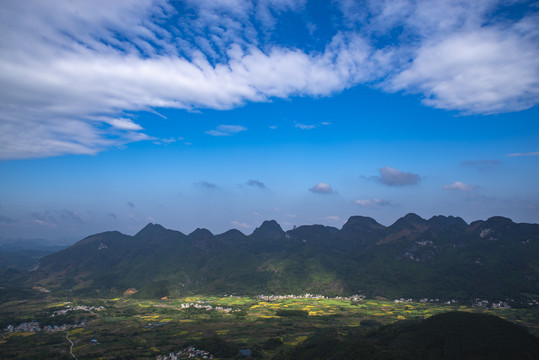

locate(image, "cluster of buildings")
(393, 297), (534, 308)
(393, 298), (414, 303)
(256, 294), (365, 301)
(3, 321), (40, 333)
(473, 299), (512, 309)
(332, 295), (366, 301)
(51, 304), (105, 317)
(179, 303), (233, 313)
(43, 321), (87, 332)
(1, 304), (97, 336)
(394, 298), (458, 304)
(2, 320), (86, 334)
(419, 298), (441, 303)
(155, 346), (214, 360)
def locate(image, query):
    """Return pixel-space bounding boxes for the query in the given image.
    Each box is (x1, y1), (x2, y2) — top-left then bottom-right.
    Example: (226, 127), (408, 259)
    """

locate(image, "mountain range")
(21, 213), (539, 301)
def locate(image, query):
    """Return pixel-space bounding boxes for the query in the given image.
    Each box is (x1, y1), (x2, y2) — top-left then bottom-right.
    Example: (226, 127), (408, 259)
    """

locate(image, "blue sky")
(1, 0), (538, 241)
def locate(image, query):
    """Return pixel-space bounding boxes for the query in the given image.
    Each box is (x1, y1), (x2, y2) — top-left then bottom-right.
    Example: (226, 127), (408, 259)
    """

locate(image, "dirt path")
(65, 331), (77, 360)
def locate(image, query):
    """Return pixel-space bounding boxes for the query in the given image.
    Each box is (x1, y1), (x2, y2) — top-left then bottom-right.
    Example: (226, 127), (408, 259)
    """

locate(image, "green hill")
(20, 214), (539, 301)
(282, 311), (539, 359)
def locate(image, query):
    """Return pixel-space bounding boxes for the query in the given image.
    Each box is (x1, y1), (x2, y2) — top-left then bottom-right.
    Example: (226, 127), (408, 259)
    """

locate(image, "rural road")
(65, 331), (77, 360)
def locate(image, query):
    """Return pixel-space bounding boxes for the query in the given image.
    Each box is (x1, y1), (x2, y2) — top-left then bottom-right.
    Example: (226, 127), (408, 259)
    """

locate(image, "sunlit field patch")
(46, 302), (68, 308)
(3, 332), (36, 338)
(284, 335), (308, 346)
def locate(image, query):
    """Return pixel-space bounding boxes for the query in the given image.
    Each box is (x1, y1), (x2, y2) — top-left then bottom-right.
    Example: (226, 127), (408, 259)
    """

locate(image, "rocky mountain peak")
(427, 215), (467, 227)
(389, 213), (427, 230)
(188, 228), (214, 241)
(251, 220), (285, 240)
(341, 216), (384, 232)
(134, 223), (167, 238)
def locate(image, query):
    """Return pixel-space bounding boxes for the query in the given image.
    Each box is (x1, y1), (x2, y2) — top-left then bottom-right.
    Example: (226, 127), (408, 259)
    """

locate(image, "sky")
(1, 0), (538, 241)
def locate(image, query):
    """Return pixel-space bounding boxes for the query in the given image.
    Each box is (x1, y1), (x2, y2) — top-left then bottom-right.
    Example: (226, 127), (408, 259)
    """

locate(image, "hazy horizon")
(1, 0), (538, 241)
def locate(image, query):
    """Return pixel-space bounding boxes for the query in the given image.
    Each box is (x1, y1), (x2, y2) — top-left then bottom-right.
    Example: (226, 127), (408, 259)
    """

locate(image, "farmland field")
(1, 294), (538, 359)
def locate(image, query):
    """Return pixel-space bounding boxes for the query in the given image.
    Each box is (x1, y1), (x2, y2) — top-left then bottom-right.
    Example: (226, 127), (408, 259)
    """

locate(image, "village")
(155, 346), (214, 360)
(0, 293), (537, 359)
(472, 299), (513, 309)
(255, 293), (366, 301)
(179, 302), (235, 313)
(1, 303), (103, 336)
(51, 304), (105, 316)
(2, 320), (87, 334)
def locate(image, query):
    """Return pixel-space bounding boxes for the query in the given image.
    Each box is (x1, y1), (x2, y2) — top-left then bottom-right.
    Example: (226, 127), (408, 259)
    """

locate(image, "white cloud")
(0, 2), (375, 159)
(295, 121), (332, 130)
(443, 181), (476, 192)
(34, 219), (56, 228)
(295, 122), (317, 130)
(153, 137), (178, 145)
(97, 117), (144, 131)
(375, 166), (421, 186)
(217, 125), (247, 133)
(355, 198), (391, 207)
(231, 220), (252, 229)
(363, 0), (496, 37)
(309, 182), (334, 194)
(206, 125), (247, 136)
(205, 131), (230, 137)
(388, 26), (539, 114)
(378, 1), (539, 115)
(1, 1), (538, 159)
(507, 151), (539, 157)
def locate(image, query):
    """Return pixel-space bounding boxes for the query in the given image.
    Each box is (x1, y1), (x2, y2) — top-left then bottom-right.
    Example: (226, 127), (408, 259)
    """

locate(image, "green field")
(1, 294), (538, 359)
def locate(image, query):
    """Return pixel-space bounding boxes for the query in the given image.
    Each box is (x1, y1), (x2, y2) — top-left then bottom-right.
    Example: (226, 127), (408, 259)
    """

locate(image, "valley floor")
(1, 294), (538, 359)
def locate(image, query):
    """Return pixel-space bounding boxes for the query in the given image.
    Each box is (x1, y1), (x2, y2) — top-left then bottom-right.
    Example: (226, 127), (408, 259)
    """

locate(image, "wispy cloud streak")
(356, 198), (391, 207)
(507, 151), (539, 157)
(443, 181), (477, 192)
(206, 125), (247, 137)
